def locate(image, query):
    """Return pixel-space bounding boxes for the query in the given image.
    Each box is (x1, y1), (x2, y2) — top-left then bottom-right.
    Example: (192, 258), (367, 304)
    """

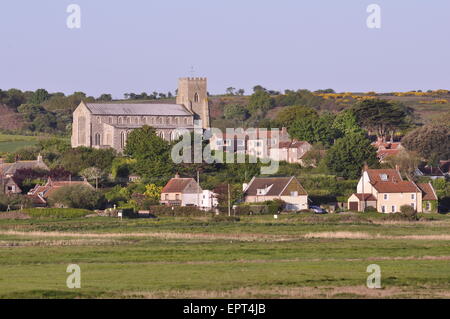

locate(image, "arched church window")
(142, 116), (146, 124)
(121, 131), (127, 149)
(184, 117), (188, 125)
(97, 116), (101, 124)
(194, 92), (199, 103)
(94, 133), (101, 145)
(166, 117), (170, 124)
(118, 117), (123, 124)
(109, 117), (113, 124)
(135, 117), (139, 124)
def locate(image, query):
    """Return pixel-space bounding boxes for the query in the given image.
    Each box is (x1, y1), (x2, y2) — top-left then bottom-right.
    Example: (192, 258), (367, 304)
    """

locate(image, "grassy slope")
(0, 213), (449, 299)
(0, 134), (40, 153)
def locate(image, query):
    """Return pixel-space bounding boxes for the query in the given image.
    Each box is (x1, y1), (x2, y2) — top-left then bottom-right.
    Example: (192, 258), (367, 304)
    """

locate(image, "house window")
(175, 194), (180, 200)
(383, 194), (389, 200)
(411, 203), (415, 209)
(120, 132), (127, 149)
(391, 205), (396, 213)
(381, 206), (386, 213)
(194, 92), (199, 103)
(257, 189), (265, 195)
(291, 191), (298, 197)
(165, 194), (169, 200)
(380, 174), (388, 181)
(411, 194), (415, 200)
(426, 202), (431, 210)
(216, 139), (223, 146)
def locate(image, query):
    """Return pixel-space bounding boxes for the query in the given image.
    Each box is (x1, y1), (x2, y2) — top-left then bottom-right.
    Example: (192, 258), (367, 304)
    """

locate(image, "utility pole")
(228, 183), (231, 217)
(197, 170), (200, 209)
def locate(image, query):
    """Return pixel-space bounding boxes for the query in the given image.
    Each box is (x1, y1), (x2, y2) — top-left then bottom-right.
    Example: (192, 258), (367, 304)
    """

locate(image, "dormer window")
(380, 174), (388, 181)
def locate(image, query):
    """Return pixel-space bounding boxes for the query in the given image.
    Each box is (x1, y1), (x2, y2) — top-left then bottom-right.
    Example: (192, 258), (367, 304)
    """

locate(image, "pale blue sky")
(0, 0), (449, 98)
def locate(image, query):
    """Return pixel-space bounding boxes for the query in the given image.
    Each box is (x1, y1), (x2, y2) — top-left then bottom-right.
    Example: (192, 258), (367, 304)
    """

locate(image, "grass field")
(0, 134), (40, 153)
(0, 212), (449, 299)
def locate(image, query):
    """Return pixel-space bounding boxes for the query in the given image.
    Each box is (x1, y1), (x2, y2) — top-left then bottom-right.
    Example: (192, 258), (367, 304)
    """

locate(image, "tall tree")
(324, 132), (378, 179)
(352, 99), (413, 140)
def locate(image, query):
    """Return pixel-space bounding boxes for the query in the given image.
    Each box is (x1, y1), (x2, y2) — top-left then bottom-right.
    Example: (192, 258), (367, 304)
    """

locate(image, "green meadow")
(0, 213), (449, 299)
(0, 134), (40, 153)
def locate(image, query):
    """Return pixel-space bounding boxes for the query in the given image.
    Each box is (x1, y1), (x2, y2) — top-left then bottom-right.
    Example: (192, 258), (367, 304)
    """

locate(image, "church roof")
(84, 103), (193, 116)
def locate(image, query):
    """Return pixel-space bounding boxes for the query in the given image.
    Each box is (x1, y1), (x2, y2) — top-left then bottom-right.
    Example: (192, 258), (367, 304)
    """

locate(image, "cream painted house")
(243, 176), (308, 211)
(348, 167), (438, 213)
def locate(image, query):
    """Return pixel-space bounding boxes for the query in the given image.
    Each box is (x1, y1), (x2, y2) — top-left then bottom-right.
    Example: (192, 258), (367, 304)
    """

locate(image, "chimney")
(281, 127), (288, 136)
(175, 172), (180, 179)
(37, 153), (43, 162)
(363, 163), (369, 172)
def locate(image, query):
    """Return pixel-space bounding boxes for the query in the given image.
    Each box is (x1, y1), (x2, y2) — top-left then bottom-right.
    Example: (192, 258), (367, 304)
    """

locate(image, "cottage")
(269, 140), (312, 164)
(415, 164), (446, 180)
(0, 155), (49, 194)
(160, 173), (217, 209)
(27, 177), (93, 207)
(243, 176), (308, 211)
(348, 166), (438, 213)
(372, 138), (403, 163)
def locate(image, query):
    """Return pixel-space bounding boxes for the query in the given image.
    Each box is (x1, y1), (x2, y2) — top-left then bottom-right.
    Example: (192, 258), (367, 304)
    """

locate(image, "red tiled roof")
(371, 181), (420, 193)
(366, 169), (403, 183)
(353, 193), (377, 201)
(162, 178), (195, 193)
(417, 183), (438, 201)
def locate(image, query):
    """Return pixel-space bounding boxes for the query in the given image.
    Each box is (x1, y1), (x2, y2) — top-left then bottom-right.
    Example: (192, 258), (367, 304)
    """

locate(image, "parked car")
(310, 205), (327, 214)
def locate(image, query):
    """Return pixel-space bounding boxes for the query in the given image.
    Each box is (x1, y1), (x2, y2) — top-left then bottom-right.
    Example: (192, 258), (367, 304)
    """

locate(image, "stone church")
(71, 77), (210, 153)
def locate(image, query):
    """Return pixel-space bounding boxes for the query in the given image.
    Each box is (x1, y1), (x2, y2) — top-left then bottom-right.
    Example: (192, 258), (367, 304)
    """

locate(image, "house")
(372, 138), (403, 162)
(269, 140), (312, 164)
(27, 177), (93, 207)
(243, 176), (308, 211)
(415, 164), (446, 180)
(160, 173), (204, 207)
(209, 127), (291, 159)
(347, 166), (438, 213)
(0, 155), (49, 194)
(439, 160), (450, 177)
(199, 190), (219, 210)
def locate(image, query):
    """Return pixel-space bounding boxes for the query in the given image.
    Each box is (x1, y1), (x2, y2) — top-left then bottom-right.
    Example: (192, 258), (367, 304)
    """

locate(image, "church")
(71, 77), (210, 153)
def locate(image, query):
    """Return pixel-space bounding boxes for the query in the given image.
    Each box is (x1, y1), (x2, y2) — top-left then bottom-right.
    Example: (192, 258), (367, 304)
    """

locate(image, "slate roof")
(244, 176), (307, 197)
(84, 102), (193, 116)
(417, 183), (438, 201)
(0, 160), (49, 177)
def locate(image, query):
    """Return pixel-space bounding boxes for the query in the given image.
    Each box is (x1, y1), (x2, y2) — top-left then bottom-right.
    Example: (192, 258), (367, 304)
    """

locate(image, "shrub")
(147, 206), (213, 217)
(400, 205), (416, 216)
(211, 215), (240, 223)
(48, 184), (105, 210)
(364, 206), (377, 213)
(23, 208), (91, 219)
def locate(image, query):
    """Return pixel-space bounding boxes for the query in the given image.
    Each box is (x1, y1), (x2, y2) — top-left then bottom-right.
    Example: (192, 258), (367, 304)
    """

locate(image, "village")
(1, 78), (448, 218)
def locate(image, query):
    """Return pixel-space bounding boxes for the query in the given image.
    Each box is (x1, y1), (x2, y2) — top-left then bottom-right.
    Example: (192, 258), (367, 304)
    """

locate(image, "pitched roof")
(352, 193), (377, 201)
(162, 178), (197, 193)
(417, 183), (438, 201)
(0, 159), (49, 177)
(28, 179), (93, 200)
(417, 165), (445, 177)
(244, 176), (307, 197)
(371, 181), (420, 193)
(440, 160), (450, 174)
(84, 102), (193, 116)
(366, 169), (403, 183)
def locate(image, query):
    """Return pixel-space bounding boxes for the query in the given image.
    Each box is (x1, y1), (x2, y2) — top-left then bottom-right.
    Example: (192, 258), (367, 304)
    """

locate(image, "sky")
(0, 0), (449, 98)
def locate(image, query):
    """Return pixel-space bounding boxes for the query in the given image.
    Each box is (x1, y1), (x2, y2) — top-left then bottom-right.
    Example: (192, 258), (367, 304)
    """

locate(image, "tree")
(289, 112), (341, 147)
(144, 184), (163, 203)
(124, 126), (174, 184)
(332, 109), (363, 136)
(48, 184), (105, 209)
(80, 167), (104, 189)
(247, 90), (275, 115)
(352, 99), (413, 140)
(226, 87), (236, 95)
(30, 89), (50, 105)
(402, 123), (450, 163)
(274, 105), (318, 129)
(324, 132), (378, 179)
(98, 94), (112, 101)
(223, 104), (249, 121)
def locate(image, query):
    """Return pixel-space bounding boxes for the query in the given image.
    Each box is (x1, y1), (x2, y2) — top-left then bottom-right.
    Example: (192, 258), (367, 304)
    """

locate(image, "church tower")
(176, 77), (210, 128)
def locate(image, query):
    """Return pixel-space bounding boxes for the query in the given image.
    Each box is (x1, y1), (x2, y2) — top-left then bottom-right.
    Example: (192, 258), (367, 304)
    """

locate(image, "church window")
(134, 117), (139, 124)
(166, 117), (170, 124)
(118, 117), (123, 124)
(97, 117), (101, 124)
(149, 117), (154, 124)
(184, 117), (188, 125)
(173, 117), (178, 125)
(158, 117), (162, 124)
(194, 92), (199, 103)
(127, 117), (131, 124)
(109, 117), (113, 124)
(94, 133), (101, 146)
(78, 116), (86, 145)
(120, 132), (127, 149)
(142, 117), (146, 124)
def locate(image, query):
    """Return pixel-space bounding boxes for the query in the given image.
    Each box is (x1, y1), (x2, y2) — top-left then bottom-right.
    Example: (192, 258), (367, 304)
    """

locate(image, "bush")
(48, 184), (105, 210)
(400, 205), (417, 216)
(23, 208), (91, 219)
(364, 206), (377, 213)
(211, 215), (240, 223)
(147, 206), (213, 217)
